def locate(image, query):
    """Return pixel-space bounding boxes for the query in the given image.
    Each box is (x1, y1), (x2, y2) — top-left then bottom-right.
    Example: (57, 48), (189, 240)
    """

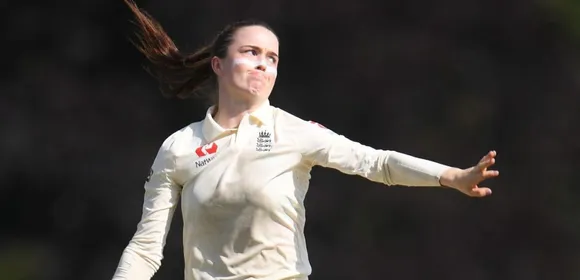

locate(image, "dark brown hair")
(123, 0), (276, 100)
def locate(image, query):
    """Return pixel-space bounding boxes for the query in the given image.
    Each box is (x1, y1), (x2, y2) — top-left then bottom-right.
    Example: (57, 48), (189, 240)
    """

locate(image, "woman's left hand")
(440, 150), (500, 197)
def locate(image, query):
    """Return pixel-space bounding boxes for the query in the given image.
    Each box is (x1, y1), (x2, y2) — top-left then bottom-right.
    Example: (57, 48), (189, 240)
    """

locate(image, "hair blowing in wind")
(123, 0), (213, 99)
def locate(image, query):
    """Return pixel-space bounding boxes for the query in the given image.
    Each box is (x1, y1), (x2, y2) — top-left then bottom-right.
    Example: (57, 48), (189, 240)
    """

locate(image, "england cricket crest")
(256, 129), (273, 152)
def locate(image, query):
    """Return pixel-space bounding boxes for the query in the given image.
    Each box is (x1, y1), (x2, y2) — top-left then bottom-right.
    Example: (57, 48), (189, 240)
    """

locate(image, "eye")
(268, 56), (277, 64)
(244, 49), (258, 56)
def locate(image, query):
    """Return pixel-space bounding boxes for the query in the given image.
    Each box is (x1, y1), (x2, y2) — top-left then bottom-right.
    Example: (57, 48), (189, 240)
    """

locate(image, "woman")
(113, 1), (500, 279)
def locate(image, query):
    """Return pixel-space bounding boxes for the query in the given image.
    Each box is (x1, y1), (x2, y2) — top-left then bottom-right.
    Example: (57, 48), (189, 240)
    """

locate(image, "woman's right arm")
(112, 137), (181, 280)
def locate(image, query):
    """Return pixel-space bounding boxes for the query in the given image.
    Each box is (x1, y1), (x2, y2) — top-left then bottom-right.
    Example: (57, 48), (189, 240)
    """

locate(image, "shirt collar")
(201, 100), (273, 142)
(248, 99), (273, 126)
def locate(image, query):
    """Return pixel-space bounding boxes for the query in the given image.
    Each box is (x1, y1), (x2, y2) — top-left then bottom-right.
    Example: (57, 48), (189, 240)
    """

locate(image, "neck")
(213, 93), (266, 129)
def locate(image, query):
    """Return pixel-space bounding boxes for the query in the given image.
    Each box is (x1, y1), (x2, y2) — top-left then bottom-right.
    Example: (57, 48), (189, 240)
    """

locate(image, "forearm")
(112, 244), (158, 280)
(384, 151), (452, 187)
(298, 118), (454, 187)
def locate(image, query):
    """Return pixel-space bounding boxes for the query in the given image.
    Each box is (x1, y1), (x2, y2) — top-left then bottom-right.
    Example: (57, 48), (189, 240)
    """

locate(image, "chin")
(248, 88), (261, 96)
(231, 83), (272, 100)
(244, 87), (271, 98)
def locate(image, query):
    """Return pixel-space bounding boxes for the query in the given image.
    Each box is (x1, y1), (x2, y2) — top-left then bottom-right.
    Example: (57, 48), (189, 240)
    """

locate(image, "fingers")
(483, 169), (500, 179)
(478, 150), (497, 163)
(477, 150), (497, 170)
(470, 186), (492, 197)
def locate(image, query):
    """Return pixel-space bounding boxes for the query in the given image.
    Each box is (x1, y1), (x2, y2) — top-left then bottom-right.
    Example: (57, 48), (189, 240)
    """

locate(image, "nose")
(255, 61), (267, 72)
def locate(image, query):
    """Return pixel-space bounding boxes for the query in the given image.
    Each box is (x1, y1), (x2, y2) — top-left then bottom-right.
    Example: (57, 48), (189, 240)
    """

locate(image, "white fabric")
(112, 100), (451, 280)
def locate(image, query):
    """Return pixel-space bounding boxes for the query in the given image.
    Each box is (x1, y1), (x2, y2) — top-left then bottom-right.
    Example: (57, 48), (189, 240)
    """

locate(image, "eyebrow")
(240, 45), (279, 58)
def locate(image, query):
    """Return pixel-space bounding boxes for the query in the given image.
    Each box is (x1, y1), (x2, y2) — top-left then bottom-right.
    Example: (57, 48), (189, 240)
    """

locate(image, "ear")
(211, 56), (223, 76)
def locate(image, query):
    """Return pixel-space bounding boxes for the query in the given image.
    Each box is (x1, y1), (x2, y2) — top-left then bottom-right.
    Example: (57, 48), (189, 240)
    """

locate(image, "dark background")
(2, 0), (579, 279)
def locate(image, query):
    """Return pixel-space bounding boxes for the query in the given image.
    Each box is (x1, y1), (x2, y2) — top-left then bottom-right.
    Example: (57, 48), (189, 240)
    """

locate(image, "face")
(213, 25), (279, 103)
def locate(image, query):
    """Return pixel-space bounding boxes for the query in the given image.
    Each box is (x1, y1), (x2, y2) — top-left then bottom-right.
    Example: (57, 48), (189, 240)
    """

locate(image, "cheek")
(230, 60), (250, 75)
(218, 60), (242, 79)
(231, 67), (250, 84)
(268, 74), (277, 85)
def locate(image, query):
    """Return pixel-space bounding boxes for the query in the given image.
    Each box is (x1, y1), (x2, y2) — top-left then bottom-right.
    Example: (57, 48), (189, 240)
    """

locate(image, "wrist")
(439, 167), (462, 188)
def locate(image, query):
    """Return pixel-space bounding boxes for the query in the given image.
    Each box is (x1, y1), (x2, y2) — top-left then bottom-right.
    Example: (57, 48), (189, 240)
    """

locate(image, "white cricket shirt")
(112, 100), (451, 280)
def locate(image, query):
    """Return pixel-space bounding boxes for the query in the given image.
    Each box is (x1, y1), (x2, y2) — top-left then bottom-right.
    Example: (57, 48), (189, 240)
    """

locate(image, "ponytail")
(123, 0), (277, 101)
(123, 0), (215, 99)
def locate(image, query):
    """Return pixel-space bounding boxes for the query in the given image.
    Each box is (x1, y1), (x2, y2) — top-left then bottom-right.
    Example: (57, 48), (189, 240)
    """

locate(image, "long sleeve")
(296, 120), (451, 187)
(112, 137), (181, 280)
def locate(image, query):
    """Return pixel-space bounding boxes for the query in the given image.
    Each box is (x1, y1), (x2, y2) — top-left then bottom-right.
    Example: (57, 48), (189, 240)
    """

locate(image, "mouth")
(248, 71), (267, 78)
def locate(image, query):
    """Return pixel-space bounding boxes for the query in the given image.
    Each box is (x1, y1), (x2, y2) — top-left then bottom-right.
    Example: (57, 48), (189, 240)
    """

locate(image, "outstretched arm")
(298, 120), (499, 196)
(112, 138), (181, 280)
